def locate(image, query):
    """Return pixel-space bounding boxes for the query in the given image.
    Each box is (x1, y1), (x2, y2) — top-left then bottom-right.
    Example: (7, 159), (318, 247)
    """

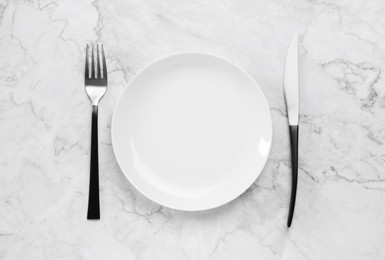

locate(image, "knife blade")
(283, 32), (299, 227)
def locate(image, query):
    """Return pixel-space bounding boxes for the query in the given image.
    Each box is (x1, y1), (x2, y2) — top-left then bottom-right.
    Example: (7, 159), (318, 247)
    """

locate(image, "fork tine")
(85, 44), (89, 79)
(96, 44), (101, 79)
(101, 44), (107, 79)
(91, 44), (95, 78)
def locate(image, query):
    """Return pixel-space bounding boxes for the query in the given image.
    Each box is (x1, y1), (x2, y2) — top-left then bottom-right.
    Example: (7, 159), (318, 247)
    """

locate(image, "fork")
(84, 43), (108, 220)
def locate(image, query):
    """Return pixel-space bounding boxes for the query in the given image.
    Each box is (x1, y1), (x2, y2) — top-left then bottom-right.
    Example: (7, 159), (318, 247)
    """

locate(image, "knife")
(283, 32), (299, 228)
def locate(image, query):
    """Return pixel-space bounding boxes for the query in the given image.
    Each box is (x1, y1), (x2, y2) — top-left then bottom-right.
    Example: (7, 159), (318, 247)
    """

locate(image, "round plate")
(112, 52), (272, 211)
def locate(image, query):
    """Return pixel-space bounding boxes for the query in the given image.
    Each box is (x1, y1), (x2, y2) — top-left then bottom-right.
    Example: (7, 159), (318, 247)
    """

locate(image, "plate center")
(129, 63), (251, 188)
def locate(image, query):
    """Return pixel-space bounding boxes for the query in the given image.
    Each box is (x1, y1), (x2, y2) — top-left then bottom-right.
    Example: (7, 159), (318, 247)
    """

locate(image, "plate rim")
(111, 51), (273, 211)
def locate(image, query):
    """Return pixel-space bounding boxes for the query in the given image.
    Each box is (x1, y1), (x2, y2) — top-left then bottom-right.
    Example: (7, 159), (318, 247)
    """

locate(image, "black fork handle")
(287, 125), (298, 227)
(87, 105), (100, 220)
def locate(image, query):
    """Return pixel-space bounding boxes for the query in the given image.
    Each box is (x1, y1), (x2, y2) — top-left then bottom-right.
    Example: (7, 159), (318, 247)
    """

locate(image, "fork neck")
(90, 97), (101, 106)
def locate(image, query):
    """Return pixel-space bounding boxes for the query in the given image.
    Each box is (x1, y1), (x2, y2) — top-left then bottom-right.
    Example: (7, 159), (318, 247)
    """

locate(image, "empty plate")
(112, 52), (272, 211)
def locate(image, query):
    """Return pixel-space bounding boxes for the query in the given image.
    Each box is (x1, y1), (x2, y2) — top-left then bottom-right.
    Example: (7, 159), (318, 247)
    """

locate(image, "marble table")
(1, 0), (385, 259)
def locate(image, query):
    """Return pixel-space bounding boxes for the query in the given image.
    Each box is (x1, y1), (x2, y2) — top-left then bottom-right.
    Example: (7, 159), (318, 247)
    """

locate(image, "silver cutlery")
(283, 33), (299, 227)
(84, 43), (108, 220)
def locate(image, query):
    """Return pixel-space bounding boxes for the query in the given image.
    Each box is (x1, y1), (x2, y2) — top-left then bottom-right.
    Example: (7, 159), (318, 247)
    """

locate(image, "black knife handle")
(87, 105), (100, 220)
(287, 125), (298, 227)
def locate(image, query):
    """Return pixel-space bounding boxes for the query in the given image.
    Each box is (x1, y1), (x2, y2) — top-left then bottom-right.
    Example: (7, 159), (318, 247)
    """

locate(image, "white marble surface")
(1, 0), (385, 259)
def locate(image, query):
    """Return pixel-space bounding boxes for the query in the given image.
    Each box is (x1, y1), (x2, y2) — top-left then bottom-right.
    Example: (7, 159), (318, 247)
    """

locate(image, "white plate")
(112, 52), (272, 211)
